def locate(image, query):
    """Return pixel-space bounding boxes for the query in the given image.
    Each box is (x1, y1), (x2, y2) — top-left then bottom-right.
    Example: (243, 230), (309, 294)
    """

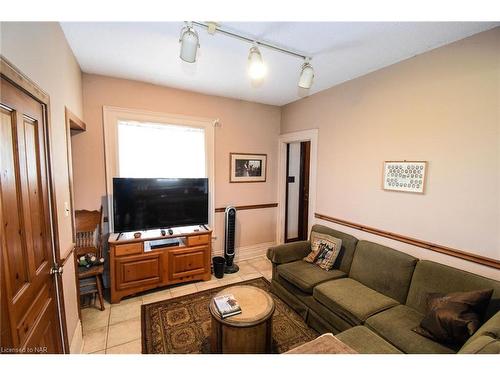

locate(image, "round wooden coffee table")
(209, 285), (275, 354)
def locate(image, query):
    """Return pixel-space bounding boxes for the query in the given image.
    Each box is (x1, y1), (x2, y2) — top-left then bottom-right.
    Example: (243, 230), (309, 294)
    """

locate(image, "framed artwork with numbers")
(383, 161), (427, 194)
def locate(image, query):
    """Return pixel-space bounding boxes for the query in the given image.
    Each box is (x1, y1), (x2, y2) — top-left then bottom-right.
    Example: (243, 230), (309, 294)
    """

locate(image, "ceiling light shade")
(179, 24), (200, 63)
(248, 45), (267, 81)
(298, 59), (314, 89)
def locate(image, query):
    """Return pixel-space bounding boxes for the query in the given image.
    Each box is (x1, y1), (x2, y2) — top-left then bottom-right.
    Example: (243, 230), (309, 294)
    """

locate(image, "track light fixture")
(179, 22), (315, 89)
(179, 22), (200, 63)
(298, 58), (314, 89)
(248, 45), (267, 81)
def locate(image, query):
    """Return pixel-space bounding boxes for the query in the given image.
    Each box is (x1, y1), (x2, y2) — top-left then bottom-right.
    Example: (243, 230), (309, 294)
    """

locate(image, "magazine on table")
(213, 294), (242, 318)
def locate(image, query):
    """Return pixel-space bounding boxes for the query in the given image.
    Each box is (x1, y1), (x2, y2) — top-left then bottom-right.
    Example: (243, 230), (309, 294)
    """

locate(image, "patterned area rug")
(141, 277), (318, 353)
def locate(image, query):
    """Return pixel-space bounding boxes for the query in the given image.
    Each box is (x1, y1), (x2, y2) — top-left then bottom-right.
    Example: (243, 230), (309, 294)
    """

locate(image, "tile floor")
(81, 256), (273, 354)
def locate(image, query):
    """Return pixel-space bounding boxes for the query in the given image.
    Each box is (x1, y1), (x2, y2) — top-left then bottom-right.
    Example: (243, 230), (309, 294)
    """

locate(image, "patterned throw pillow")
(303, 231), (342, 270)
(303, 231), (327, 262)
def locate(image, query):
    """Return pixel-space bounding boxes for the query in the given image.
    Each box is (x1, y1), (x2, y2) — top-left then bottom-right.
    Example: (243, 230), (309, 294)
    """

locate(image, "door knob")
(50, 265), (63, 275)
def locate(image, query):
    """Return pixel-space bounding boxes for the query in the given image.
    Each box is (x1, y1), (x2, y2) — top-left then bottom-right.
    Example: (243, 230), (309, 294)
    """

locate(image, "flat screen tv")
(113, 177), (208, 232)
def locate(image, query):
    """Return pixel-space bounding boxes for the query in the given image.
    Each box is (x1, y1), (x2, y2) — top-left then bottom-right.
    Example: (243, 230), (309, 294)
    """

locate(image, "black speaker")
(224, 206), (239, 273)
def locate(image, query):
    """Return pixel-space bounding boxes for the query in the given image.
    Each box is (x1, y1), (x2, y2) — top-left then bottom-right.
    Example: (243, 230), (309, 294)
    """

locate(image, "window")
(117, 120), (206, 178)
(103, 107), (215, 232)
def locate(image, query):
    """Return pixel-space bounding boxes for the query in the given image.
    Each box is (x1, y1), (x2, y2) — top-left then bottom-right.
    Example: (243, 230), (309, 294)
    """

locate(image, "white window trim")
(102, 106), (216, 234)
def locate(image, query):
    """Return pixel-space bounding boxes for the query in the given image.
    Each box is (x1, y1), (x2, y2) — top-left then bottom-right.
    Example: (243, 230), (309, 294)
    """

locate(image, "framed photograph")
(230, 153), (267, 183)
(383, 161), (427, 194)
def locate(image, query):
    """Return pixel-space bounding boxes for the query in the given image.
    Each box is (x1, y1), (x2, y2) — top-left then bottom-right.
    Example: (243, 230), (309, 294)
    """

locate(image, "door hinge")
(50, 264), (63, 276)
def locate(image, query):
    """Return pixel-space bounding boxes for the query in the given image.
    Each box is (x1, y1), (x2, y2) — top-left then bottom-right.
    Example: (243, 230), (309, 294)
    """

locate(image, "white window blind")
(117, 120), (206, 178)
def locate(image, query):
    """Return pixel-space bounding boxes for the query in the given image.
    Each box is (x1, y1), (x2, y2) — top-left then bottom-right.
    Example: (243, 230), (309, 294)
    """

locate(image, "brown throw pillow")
(412, 289), (494, 348)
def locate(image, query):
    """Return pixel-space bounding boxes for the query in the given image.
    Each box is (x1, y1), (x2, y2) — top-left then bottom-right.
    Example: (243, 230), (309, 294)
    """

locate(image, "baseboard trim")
(69, 320), (84, 354)
(213, 241), (275, 262)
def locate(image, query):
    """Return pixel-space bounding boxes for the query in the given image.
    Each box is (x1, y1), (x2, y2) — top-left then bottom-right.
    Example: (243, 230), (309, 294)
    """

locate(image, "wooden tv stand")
(108, 226), (212, 303)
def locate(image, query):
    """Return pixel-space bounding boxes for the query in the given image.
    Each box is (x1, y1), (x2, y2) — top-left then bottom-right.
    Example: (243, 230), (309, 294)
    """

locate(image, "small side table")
(209, 285), (275, 354)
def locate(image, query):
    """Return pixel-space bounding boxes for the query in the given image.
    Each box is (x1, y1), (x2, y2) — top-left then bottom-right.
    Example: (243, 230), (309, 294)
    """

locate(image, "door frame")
(0, 55), (69, 352)
(277, 129), (318, 244)
(65, 107), (87, 324)
(64, 106), (86, 244)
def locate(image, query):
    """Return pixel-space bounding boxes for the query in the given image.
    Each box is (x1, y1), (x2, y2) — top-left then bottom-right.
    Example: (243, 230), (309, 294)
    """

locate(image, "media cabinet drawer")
(186, 234), (210, 247)
(115, 242), (143, 257)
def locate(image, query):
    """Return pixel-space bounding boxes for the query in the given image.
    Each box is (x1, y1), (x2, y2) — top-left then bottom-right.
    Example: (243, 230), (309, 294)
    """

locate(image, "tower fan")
(224, 206), (239, 273)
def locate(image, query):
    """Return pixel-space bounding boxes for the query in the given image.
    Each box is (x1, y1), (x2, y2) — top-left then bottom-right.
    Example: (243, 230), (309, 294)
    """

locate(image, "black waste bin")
(212, 256), (226, 279)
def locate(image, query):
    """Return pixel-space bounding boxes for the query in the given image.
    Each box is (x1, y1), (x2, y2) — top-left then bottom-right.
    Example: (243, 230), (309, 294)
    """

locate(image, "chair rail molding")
(215, 203), (278, 213)
(315, 213), (500, 270)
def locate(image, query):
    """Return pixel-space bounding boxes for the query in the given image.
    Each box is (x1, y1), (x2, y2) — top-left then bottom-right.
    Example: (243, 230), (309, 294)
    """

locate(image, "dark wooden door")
(298, 141), (311, 240)
(0, 77), (63, 353)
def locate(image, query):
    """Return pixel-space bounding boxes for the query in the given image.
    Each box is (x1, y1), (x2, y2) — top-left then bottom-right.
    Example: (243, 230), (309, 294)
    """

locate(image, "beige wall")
(1, 22), (83, 349)
(281, 27), (500, 280)
(74, 74), (281, 253)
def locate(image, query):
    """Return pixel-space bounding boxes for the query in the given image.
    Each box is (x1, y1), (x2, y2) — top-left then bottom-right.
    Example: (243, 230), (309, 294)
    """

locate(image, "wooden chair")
(75, 207), (105, 311)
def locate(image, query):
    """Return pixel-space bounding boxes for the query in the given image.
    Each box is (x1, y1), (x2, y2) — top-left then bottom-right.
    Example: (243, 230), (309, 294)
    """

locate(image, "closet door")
(1, 77), (63, 353)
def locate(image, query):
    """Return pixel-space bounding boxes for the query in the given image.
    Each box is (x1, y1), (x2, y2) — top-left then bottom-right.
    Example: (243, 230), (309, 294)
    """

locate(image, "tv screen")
(113, 177), (208, 232)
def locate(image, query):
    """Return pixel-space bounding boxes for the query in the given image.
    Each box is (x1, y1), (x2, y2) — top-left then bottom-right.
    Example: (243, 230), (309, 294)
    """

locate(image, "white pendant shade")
(247, 46), (267, 81)
(298, 61), (314, 89)
(179, 25), (199, 63)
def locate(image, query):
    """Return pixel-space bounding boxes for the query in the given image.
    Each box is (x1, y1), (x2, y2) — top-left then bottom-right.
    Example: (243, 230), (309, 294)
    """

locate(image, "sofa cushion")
(336, 326), (403, 354)
(277, 260), (346, 294)
(313, 278), (399, 326)
(458, 333), (500, 354)
(272, 274), (356, 332)
(365, 304), (455, 354)
(458, 311), (500, 354)
(349, 240), (418, 304)
(309, 225), (358, 274)
(406, 260), (500, 320)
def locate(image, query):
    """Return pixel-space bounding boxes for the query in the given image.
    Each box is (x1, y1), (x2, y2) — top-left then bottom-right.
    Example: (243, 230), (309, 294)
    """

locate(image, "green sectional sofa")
(267, 224), (500, 354)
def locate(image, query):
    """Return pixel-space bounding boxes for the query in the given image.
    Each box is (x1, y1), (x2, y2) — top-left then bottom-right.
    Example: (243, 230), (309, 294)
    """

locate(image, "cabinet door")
(168, 246), (208, 281)
(115, 253), (161, 290)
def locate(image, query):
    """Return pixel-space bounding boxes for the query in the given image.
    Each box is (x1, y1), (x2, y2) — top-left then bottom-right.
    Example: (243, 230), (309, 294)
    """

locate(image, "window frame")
(103, 106), (216, 234)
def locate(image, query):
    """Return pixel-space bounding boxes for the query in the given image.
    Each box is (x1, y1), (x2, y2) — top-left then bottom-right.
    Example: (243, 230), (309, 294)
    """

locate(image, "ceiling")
(61, 22), (499, 106)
